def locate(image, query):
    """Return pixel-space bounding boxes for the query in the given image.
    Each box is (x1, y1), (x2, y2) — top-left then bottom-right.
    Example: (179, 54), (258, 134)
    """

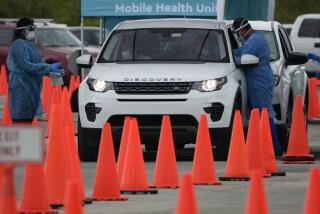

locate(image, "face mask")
(25, 30), (36, 40)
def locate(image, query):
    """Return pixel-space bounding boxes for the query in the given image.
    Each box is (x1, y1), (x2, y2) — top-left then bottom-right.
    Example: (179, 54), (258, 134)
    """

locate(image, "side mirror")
(286, 52), (308, 66)
(76, 54), (93, 68)
(237, 54), (259, 68)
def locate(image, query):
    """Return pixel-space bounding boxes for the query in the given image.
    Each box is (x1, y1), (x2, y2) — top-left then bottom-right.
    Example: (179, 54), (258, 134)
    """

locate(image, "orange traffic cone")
(307, 78), (320, 119)
(117, 117), (131, 182)
(175, 173), (198, 214)
(61, 87), (75, 134)
(192, 114), (221, 185)
(0, 165), (17, 214)
(91, 123), (127, 201)
(151, 115), (178, 188)
(246, 109), (268, 176)
(19, 164), (57, 214)
(282, 95), (314, 163)
(1, 95), (12, 125)
(260, 109), (285, 176)
(44, 104), (69, 208)
(46, 86), (62, 122)
(245, 169), (268, 214)
(64, 126), (91, 205)
(46, 86), (62, 137)
(120, 118), (157, 194)
(0, 65), (8, 95)
(64, 181), (83, 214)
(219, 111), (250, 181)
(68, 75), (75, 100)
(41, 76), (52, 114)
(303, 168), (320, 214)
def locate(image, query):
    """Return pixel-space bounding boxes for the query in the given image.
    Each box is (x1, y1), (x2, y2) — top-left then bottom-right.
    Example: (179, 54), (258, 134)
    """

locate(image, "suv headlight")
(86, 78), (113, 92)
(192, 77), (227, 92)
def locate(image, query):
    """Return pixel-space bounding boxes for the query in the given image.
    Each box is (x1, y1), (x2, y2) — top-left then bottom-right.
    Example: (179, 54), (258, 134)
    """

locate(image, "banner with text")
(81, 0), (221, 17)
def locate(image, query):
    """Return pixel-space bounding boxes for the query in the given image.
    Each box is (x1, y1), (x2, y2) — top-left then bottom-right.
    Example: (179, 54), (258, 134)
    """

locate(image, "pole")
(99, 18), (103, 45)
(80, 17), (84, 55)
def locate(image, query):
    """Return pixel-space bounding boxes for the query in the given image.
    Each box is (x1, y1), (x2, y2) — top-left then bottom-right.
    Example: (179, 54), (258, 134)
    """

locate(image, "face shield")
(17, 25), (37, 41)
(232, 20), (250, 43)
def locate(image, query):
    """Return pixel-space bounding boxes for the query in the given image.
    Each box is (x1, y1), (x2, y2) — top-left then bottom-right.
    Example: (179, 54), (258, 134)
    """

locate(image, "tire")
(277, 95), (293, 152)
(213, 91), (242, 161)
(77, 116), (101, 161)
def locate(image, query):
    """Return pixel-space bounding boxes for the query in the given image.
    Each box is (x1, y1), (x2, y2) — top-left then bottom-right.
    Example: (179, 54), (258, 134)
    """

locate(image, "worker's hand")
(308, 53), (318, 61)
(49, 63), (62, 71)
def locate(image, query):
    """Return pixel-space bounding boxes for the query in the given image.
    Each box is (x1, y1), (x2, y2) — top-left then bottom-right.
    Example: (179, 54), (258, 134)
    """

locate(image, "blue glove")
(316, 72), (320, 80)
(55, 69), (65, 77)
(308, 53), (319, 61)
(49, 63), (62, 72)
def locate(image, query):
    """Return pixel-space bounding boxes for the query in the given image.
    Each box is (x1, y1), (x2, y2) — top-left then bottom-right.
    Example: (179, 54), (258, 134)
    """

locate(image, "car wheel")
(213, 95), (241, 161)
(277, 96), (293, 152)
(77, 116), (101, 161)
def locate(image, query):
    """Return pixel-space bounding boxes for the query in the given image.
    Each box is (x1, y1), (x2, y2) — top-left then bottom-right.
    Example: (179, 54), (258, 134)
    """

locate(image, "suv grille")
(113, 82), (193, 94)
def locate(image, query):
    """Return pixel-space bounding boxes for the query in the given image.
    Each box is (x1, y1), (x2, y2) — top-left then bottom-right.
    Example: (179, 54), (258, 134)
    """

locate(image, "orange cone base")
(19, 210), (58, 214)
(83, 198), (93, 205)
(49, 204), (63, 210)
(219, 176), (249, 181)
(149, 185), (178, 189)
(282, 154), (315, 164)
(271, 171), (286, 177)
(120, 189), (158, 195)
(89, 196), (128, 201)
(194, 181), (222, 185)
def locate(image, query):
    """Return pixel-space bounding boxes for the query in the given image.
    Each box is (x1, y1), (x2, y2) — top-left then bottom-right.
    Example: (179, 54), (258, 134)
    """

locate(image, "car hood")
(89, 63), (234, 82)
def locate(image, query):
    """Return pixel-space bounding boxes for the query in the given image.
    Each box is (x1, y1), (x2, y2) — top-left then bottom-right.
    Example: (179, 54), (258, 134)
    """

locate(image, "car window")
(37, 28), (81, 47)
(262, 31), (280, 61)
(0, 29), (14, 46)
(99, 28), (229, 63)
(284, 27), (292, 35)
(231, 30), (279, 62)
(279, 27), (293, 53)
(298, 19), (320, 38)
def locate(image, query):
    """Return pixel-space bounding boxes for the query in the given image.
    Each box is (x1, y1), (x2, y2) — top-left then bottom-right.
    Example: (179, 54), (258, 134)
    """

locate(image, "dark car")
(0, 20), (99, 84)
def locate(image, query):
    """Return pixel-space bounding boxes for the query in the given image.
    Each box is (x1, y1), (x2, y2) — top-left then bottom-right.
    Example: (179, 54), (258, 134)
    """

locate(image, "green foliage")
(275, 0), (320, 23)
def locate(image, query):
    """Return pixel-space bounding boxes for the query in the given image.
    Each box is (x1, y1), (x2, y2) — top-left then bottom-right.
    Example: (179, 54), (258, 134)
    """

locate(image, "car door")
(278, 26), (307, 102)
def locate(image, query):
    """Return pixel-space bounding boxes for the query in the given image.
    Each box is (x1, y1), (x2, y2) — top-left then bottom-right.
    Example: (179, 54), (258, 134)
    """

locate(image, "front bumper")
(79, 80), (239, 130)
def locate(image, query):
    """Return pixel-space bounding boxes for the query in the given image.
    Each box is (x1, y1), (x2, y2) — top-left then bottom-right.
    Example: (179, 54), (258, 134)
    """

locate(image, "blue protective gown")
(6, 39), (51, 120)
(233, 31), (281, 153)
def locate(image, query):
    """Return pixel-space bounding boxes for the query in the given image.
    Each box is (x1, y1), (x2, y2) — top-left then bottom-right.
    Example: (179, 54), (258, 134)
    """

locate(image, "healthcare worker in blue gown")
(6, 17), (65, 123)
(232, 17), (282, 155)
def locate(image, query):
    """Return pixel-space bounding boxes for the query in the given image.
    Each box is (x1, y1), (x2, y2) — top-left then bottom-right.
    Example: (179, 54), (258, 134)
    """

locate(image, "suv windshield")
(37, 28), (81, 47)
(99, 28), (229, 63)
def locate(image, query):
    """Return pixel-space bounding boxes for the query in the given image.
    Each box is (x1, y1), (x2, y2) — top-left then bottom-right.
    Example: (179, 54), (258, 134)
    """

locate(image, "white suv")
(290, 14), (320, 76)
(76, 19), (308, 161)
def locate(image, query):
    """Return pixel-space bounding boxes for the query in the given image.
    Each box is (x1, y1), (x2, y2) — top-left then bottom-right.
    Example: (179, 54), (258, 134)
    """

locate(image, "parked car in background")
(283, 23), (293, 36)
(69, 26), (109, 47)
(76, 19), (308, 161)
(0, 19), (99, 84)
(290, 14), (320, 76)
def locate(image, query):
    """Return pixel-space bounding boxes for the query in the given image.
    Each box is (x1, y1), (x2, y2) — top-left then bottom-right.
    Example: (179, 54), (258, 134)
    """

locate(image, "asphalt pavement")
(1, 95), (320, 213)
(9, 120), (320, 214)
